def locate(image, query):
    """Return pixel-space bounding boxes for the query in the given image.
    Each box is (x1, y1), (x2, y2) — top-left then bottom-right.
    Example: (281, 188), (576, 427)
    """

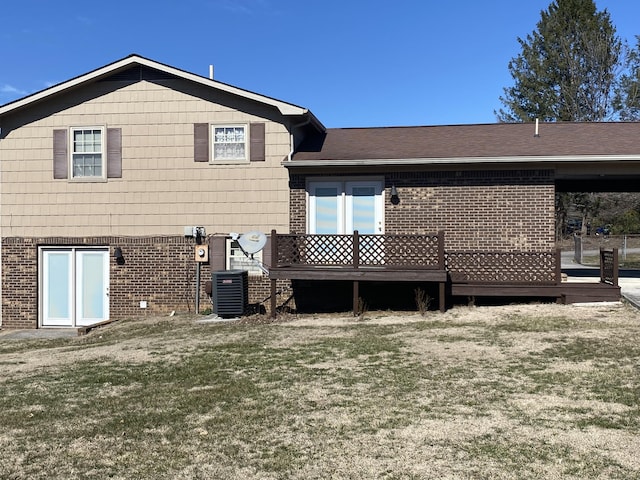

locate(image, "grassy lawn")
(1, 303), (640, 479)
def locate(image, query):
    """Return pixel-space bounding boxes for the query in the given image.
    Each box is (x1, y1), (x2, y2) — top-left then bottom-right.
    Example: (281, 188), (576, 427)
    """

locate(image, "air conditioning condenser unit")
(212, 270), (248, 318)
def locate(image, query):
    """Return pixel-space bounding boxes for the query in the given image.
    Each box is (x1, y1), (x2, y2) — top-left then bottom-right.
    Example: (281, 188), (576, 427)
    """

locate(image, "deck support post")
(353, 281), (359, 316)
(270, 229), (278, 318)
(437, 230), (445, 268)
(439, 282), (446, 313)
(555, 248), (562, 285)
(353, 230), (360, 268)
(270, 278), (277, 318)
(353, 230), (360, 316)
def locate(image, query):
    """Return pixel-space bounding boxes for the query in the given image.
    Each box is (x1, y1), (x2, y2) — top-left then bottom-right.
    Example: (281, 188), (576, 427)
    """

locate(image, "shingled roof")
(291, 122), (640, 164)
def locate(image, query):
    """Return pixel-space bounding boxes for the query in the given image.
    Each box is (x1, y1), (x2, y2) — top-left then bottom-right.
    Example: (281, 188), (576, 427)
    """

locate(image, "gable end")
(98, 65), (176, 82)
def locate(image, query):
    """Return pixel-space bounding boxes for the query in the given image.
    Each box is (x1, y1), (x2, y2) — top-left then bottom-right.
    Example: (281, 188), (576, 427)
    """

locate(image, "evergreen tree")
(497, 0), (622, 122)
(614, 36), (640, 121)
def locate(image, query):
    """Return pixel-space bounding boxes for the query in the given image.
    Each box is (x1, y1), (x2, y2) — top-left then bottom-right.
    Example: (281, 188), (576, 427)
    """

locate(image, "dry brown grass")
(1, 301), (640, 479)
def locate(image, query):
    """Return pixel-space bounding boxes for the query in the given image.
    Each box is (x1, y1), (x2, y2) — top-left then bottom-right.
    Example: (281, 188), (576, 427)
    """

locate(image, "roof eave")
(0, 55), (322, 125)
(283, 154), (640, 168)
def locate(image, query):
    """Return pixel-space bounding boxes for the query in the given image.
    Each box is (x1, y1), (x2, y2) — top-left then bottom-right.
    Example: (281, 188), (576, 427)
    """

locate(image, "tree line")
(496, 0), (640, 238)
(497, 0), (640, 122)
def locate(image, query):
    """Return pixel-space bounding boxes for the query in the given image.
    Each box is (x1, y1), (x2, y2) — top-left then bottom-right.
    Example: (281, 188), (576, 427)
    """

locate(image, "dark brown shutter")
(262, 235), (272, 268)
(53, 129), (68, 179)
(249, 122), (265, 162)
(107, 128), (122, 178)
(194, 123), (209, 162)
(209, 236), (226, 271)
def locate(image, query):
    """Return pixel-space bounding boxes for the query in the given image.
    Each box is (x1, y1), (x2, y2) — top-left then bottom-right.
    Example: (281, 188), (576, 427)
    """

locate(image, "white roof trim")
(0, 55), (309, 117)
(284, 154), (640, 167)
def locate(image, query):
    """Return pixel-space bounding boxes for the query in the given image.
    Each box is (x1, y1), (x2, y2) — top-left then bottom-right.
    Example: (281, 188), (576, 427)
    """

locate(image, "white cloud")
(75, 15), (93, 25)
(1, 84), (27, 96)
(213, 0), (270, 15)
(216, 0), (252, 14)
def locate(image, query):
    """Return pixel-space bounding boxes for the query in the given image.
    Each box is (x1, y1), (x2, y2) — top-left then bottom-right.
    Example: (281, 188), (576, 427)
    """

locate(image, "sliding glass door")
(41, 248), (109, 327)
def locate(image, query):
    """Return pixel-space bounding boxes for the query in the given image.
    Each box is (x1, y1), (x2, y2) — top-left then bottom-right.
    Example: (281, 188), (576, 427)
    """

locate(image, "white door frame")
(41, 249), (74, 327)
(345, 180), (384, 234)
(39, 246), (110, 328)
(307, 178), (385, 234)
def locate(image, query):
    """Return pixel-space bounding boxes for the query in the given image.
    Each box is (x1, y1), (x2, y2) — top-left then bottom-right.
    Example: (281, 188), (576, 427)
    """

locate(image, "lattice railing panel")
(359, 234), (441, 268)
(600, 249), (618, 286)
(446, 251), (558, 284)
(274, 233), (443, 268)
(276, 234), (355, 266)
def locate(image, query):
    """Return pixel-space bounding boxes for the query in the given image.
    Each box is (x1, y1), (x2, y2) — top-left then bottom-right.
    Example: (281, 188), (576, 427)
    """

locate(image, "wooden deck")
(268, 231), (621, 316)
(451, 282), (621, 304)
(448, 248), (620, 304)
(268, 230), (447, 315)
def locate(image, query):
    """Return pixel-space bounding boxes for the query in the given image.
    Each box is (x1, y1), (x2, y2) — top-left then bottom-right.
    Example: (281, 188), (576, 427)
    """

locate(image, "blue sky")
(1, 0), (639, 128)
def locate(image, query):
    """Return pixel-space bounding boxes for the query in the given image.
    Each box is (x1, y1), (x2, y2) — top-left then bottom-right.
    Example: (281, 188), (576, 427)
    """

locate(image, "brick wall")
(283, 169), (556, 311)
(1, 235), (281, 329)
(1, 238), (38, 329)
(385, 170), (556, 251)
(289, 174), (306, 234)
(289, 169), (555, 251)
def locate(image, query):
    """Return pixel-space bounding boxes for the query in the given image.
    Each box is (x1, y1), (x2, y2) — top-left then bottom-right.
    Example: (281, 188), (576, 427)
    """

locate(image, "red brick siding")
(385, 170), (555, 251)
(1, 235), (280, 329)
(289, 169), (555, 251)
(289, 174), (306, 234)
(1, 238), (38, 329)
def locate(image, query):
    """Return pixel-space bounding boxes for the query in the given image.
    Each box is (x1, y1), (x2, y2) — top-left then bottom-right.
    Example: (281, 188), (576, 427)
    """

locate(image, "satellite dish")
(237, 231), (267, 255)
(233, 231), (269, 275)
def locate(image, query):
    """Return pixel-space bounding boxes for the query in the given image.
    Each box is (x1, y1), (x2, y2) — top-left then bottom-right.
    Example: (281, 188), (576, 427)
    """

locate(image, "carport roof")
(290, 122), (640, 166)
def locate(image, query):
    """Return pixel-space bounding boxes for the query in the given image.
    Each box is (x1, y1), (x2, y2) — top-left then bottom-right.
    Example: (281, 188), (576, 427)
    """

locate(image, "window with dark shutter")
(107, 128), (122, 178)
(198, 122), (266, 164)
(53, 129), (68, 179)
(54, 126), (120, 180)
(194, 123), (209, 162)
(250, 122), (265, 162)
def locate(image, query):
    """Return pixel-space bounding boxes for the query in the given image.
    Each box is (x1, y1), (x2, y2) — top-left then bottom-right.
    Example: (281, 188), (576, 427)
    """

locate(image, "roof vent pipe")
(534, 118), (540, 137)
(209, 65), (214, 80)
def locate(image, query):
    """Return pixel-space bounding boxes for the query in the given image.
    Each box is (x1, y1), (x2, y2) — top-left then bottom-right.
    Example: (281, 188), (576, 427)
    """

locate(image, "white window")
(226, 239), (264, 276)
(71, 127), (105, 178)
(212, 125), (247, 162)
(308, 179), (384, 234)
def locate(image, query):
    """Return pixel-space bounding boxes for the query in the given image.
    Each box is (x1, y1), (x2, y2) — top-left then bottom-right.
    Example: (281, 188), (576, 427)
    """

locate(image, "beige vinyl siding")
(0, 80), (291, 237)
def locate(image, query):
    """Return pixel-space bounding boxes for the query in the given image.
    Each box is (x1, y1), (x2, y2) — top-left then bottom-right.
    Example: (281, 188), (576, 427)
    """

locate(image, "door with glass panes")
(40, 247), (110, 327)
(308, 180), (384, 234)
(308, 180), (384, 263)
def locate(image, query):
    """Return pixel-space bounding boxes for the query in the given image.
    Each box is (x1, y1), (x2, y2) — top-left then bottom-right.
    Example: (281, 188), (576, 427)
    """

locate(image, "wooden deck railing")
(267, 233), (620, 316)
(446, 249), (562, 285)
(271, 230), (445, 270)
(600, 248), (619, 286)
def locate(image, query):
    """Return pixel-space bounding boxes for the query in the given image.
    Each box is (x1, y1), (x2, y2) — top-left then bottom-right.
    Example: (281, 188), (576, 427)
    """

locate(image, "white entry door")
(308, 180), (384, 264)
(345, 181), (384, 234)
(41, 248), (110, 327)
(308, 180), (384, 234)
